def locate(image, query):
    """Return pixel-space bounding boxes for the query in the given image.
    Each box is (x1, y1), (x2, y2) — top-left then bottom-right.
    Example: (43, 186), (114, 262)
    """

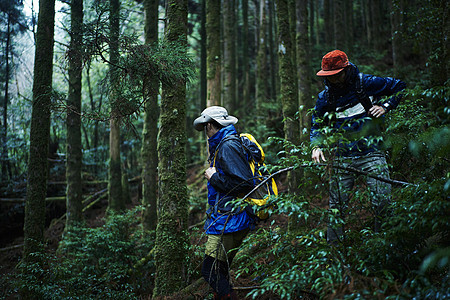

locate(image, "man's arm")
(365, 75), (406, 112)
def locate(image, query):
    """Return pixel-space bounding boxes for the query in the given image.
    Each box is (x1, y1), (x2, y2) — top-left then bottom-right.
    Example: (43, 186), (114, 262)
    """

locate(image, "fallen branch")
(0, 243), (24, 253)
(241, 163), (413, 201)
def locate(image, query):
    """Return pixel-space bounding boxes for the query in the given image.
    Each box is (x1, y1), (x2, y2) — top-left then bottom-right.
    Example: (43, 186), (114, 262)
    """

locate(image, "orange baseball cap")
(316, 50), (349, 76)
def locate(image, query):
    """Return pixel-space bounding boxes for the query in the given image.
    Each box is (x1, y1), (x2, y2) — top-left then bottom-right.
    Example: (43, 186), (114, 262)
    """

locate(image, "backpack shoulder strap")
(212, 134), (241, 167)
(355, 72), (373, 112)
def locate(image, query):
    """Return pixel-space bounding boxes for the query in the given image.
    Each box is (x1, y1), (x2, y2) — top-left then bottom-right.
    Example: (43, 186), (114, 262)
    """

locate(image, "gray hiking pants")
(327, 151), (391, 244)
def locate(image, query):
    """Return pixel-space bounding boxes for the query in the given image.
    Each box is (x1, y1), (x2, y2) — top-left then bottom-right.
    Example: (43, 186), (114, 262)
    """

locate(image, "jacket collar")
(208, 124), (237, 155)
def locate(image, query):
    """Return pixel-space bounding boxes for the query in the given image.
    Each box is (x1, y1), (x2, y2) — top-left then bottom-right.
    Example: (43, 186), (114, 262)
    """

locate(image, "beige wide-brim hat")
(193, 106), (238, 131)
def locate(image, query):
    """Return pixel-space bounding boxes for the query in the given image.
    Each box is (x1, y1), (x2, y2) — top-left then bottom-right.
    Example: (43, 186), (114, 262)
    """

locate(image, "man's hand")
(312, 148), (326, 163)
(369, 105), (386, 118)
(204, 167), (217, 181)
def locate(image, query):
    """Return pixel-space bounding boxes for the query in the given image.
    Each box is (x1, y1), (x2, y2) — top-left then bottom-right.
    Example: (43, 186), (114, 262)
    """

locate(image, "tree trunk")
(23, 0), (55, 263)
(333, 0), (346, 50)
(2, 16), (11, 181)
(275, 0), (300, 192)
(108, 0), (124, 212)
(268, 0), (278, 102)
(242, 0), (250, 107)
(153, 0), (189, 296)
(296, 0), (312, 141)
(256, 0), (268, 117)
(223, 0), (236, 111)
(65, 0), (84, 229)
(324, 0), (333, 47)
(200, 0), (207, 109)
(206, 0), (221, 106)
(141, 0), (159, 231)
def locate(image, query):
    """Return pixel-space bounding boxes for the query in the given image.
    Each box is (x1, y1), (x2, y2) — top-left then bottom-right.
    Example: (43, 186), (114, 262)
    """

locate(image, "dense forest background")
(0, 0), (448, 299)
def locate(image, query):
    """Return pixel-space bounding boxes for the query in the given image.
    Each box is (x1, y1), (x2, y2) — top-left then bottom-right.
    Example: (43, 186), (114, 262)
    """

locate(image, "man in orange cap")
(311, 50), (406, 244)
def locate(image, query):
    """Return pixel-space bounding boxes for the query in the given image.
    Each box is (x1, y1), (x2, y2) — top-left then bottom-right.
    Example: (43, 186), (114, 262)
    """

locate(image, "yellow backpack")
(213, 133), (278, 220)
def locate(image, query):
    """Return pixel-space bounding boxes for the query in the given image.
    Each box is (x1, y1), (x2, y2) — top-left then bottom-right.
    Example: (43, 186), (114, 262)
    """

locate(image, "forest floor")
(0, 163), (301, 299)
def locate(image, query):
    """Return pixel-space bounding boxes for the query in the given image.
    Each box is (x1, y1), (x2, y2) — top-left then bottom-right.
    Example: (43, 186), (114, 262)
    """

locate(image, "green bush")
(10, 207), (155, 299)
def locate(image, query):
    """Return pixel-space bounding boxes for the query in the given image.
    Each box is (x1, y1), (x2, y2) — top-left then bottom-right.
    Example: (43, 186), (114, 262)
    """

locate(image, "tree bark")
(2, 16), (11, 181)
(223, 0), (236, 111)
(153, 0), (189, 296)
(23, 0), (55, 263)
(141, 0), (159, 231)
(65, 0), (84, 229)
(206, 0), (221, 106)
(333, 0), (346, 50)
(324, 0), (333, 47)
(296, 0), (312, 141)
(108, 0), (124, 212)
(242, 0), (250, 107)
(275, 0), (300, 193)
(256, 0), (268, 117)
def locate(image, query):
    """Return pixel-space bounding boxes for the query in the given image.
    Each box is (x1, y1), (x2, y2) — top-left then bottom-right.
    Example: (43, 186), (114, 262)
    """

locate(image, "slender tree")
(108, 0), (124, 212)
(275, 0), (300, 192)
(200, 0), (207, 109)
(153, 0), (189, 295)
(333, 0), (346, 50)
(256, 0), (268, 117)
(223, 0), (236, 111)
(324, 0), (333, 47)
(1, 0), (27, 181)
(242, 0), (250, 107)
(296, 0), (312, 140)
(65, 0), (84, 229)
(23, 0), (55, 262)
(141, 0), (159, 230)
(206, 0), (221, 106)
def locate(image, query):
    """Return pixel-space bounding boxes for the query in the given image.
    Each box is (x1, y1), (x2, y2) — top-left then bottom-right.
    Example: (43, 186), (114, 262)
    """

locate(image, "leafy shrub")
(10, 207), (155, 299)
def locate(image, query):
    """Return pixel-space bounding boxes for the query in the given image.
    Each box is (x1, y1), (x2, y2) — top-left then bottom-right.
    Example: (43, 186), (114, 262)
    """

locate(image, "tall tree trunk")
(65, 0), (84, 229)
(200, 0), (207, 109)
(2, 16), (12, 181)
(242, 0), (250, 107)
(223, 0), (236, 111)
(314, 0), (320, 46)
(275, 0), (299, 192)
(108, 0), (124, 212)
(141, 0), (159, 231)
(296, 0), (312, 141)
(256, 0), (268, 117)
(324, 0), (333, 47)
(345, 0), (354, 53)
(153, 0), (189, 296)
(23, 0), (55, 263)
(370, 0), (383, 51)
(206, 0), (221, 106)
(333, 0), (346, 50)
(390, 0), (404, 77)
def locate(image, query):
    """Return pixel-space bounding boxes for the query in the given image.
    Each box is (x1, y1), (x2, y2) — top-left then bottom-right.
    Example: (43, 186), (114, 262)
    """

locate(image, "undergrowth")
(6, 207), (154, 299)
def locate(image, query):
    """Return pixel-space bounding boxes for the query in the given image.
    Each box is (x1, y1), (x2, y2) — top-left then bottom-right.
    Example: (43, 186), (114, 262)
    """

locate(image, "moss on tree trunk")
(206, 0), (221, 106)
(66, 0), (84, 229)
(141, 0), (159, 231)
(153, 0), (189, 296)
(23, 0), (55, 263)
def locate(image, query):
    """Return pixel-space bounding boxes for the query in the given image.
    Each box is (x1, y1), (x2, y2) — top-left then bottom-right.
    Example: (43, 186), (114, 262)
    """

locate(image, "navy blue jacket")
(310, 63), (406, 157)
(205, 125), (257, 234)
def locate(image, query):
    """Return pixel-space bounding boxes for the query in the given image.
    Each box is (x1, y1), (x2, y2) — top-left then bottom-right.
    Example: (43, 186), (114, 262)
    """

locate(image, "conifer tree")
(153, 0), (189, 295)
(23, 0), (55, 262)
(206, 0), (221, 106)
(66, 0), (84, 229)
(108, 0), (124, 212)
(141, 0), (159, 230)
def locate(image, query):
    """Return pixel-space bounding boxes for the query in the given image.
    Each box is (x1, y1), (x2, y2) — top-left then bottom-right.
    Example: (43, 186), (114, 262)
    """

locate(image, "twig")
(0, 244), (24, 253)
(241, 163), (413, 201)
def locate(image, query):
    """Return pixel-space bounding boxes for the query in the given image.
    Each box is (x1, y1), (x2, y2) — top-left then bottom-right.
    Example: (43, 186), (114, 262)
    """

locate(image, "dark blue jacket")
(310, 63), (406, 157)
(205, 125), (256, 234)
